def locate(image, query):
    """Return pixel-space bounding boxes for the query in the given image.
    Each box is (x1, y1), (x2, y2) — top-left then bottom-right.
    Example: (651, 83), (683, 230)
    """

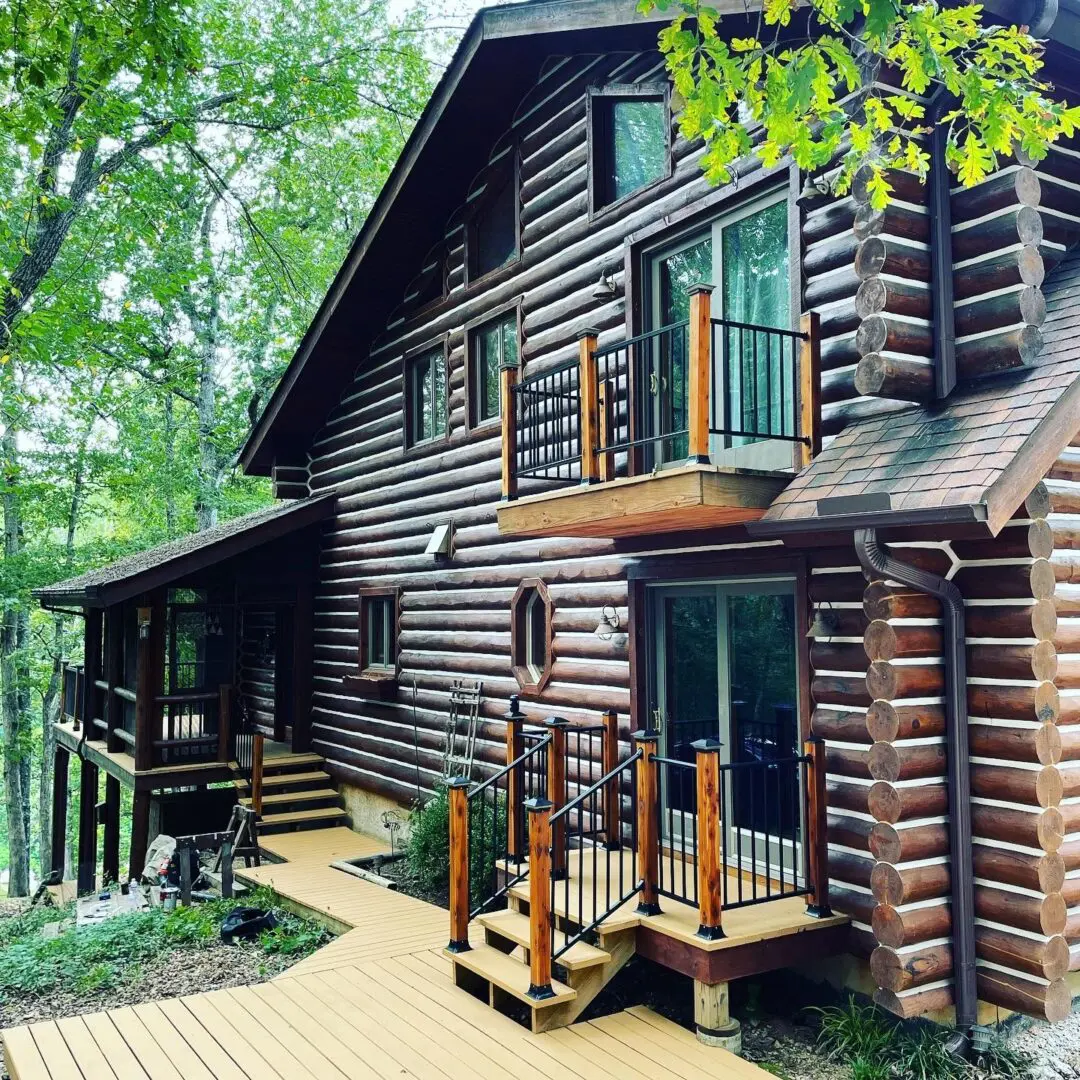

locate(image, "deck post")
(525, 796), (555, 1000)
(447, 776), (472, 953)
(102, 774), (121, 885)
(505, 695), (526, 862)
(634, 730), (661, 916)
(601, 709), (620, 849)
(50, 745), (70, 877)
(82, 608), (103, 734)
(76, 756), (99, 895)
(134, 594), (164, 772)
(218, 684), (232, 764)
(804, 735), (832, 918)
(129, 788), (151, 883)
(545, 716), (569, 880)
(796, 311), (822, 469)
(687, 284), (713, 464)
(693, 739), (724, 940)
(578, 328), (600, 485)
(694, 980), (742, 1052)
(104, 605), (124, 752)
(500, 363), (519, 502)
(251, 733), (265, 817)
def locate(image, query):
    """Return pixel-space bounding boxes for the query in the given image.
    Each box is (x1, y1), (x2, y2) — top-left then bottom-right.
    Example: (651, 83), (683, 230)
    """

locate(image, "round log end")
(1041, 891), (1068, 936)
(854, 236), (887, 279)
(865, 700), (899, 742)
(870, 861), (904, 906)
(1018, 243), (1046, 288)
(866, 660), (897, 702)
(869, 945), (906, 992)
(869, 822), (902, 863)
(1035, 680), (1061, 724)
(853, 205), (886, 241)
(855, 314), (889, 357)
(868, 781), (901, 823)
(1035, 722), (1063, 766)
(1032, 596), (1058, 641)
(863, 619), (898, 662)
(855, 277), (888, 318)
(1031, 558), (1057, 600)
(871, 903), (904, 948)
(1018, 323), (1045, 365)
(1026, 481), (1052, 520)
(1019, 285), (1048, 328)
(1039, 852), (1067, 894)
(1028, 519), (1055, 560)
(1046, 979), (1072, 1023)
(1037, 806), (1065, 852)
(1036, 765), (1064, 808)
(1017, 204), (1045, 247)
(868, 742), (901, 783)
(1045, 935), (1071, 982)
(1032, 639), (1059, 684)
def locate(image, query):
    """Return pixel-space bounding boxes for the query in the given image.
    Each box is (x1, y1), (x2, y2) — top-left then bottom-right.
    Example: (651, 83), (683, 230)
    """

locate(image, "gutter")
(854, 528), (977, 1031)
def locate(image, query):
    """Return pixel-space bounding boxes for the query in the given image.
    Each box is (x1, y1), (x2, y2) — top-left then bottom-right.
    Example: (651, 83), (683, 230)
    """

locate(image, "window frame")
(464, 300), (522, 433)
(402, 338), (450, 450)
(511, 578), (554, 695)
(465, 149), (521, 287)
(587, 83), (672, 219)
(351, 586), (401, 691)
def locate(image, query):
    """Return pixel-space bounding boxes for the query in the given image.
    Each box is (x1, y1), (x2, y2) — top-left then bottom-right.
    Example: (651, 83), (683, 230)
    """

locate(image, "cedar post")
(634, 730), (661, 915)
(129, 788), (151, 883)
(687, 284), (713, 464)
(82, 608), (103, 734)
(500, 363), (519, 502)
(447, 777), (471, 952)
(804, 735), (832, 917)
(797, 311), (822, 469)
(525, 797), (555, 1000)
(102, 775), (121, 885)
(218, 684), (232, 764)
(545, 716), (569, 880)
(693, 739), (724, 939)
(51, 745), (70, 877)
(601, 709), (620, 849)
(505, 695), (526, 862)
(598, 380), (614, 482)
(76, 757), (99, 895)
(251, 733), (265, 817)
(578, 328), (600, 485)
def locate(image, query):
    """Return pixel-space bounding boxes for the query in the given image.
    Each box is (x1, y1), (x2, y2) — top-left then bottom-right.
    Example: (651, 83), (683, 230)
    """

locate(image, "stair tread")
(233, 770), (330, 790)
(508, 881), (640, 932)
(240, 788), (339, 808)
(257, 806), (347, 825)
(262, 752), (324, 768)
(450, 943), (576, 1008)
(477, 910), (610, 971)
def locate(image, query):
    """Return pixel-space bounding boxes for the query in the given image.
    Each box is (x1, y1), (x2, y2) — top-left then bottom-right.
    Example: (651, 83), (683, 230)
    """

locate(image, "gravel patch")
(1010, 1012), (1080, 1080)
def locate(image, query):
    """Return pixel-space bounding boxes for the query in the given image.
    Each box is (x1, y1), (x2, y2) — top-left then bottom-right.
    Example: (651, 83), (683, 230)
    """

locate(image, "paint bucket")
(161, 887), (179, 912)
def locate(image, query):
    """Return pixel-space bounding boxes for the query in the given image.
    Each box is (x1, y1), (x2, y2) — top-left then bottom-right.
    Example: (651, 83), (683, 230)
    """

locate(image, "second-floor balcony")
(496, 287), (821, 539)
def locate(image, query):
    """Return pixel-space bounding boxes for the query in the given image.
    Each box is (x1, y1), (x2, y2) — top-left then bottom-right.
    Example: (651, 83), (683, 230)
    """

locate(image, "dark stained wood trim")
(353, 585), (403, 687)
(510, 577), (555, 696)
(401, 334), (452, 456)
(464, 297), (524, 435)
(464, 141), (522, 289)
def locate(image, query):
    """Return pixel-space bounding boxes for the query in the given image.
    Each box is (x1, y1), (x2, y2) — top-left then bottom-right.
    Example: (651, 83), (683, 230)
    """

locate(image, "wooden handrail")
(113, 686), (136, 703)
(152, 736), (218, 750)
(113, 728), (135, 747)
(634, 730), (661, 915)
(601, 708), (620, 849)
(526, 797), (554, 1000)
(805, 735), (832, 917)
(155, 691), (218, 705)
(687, 284), (713, 463)
(447, 777), (471, 952)
(694, 739), (724, 940)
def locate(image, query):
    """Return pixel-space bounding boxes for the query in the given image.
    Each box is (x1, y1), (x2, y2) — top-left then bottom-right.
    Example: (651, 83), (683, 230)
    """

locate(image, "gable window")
(405, 345), (447, 447)
(469, 310), (519, 427)
(590, 86), (668, 212)
(511, 579), (553, 694)
(469, 157), (518, 282)
(358, 587), (400, 679)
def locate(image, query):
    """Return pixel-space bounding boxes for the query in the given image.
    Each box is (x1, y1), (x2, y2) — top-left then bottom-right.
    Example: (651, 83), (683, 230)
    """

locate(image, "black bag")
(220, 907), (277, 943)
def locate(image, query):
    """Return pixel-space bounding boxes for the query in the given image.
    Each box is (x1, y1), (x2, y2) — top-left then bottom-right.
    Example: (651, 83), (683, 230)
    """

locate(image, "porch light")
(594, 606), (621, 640)
(591, 269), (616, 300)
(137, 607), (152, 640)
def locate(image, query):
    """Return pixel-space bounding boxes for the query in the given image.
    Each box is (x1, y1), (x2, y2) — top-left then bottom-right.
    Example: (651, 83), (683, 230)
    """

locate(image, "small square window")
(469, 311), (519, 427)
(591, 89), (668, 210)
(405, 346), (447, 447)
(471, 172), (518, 280)
(358, 589), (399, 677)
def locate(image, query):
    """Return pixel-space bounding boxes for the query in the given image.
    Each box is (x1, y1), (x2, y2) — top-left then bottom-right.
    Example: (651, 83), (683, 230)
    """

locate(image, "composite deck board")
(4, 825), (780, 1080)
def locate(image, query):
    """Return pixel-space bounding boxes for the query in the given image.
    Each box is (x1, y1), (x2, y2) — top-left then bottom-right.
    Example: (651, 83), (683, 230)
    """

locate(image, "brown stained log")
(868, 780), (948, 823)
(828, 812), (874, 853)
(851, 165), (928, 206)
(811, 641), (868, 674)
(871, 861), (950, 906)
(804, 231), (859, 278)
(854, 236), (931, 283)
(819, 333), (859, 373)
(866, 660), (944, 701)
(977, 970), (1071, 1023)
(1050, 486), (1080, 517)
(951, 560), (1056, 601)
(873, 902), (951, 949)
(866, 701), (946, 742)
(864, 621), (943, 661)
(871, 944), (952, 993)
(1056, 765), (1080, 799)
(827, 778), (871, 815)
(863, 582), (940, 620)
(972, 804), (1063, 852)
(869, 820), (949, 863)
(976, 926), (1069, 982)
(952, 243), (1045, 301)
(810, 607), (867, 639)
(884, 546), (954, 576)
(812, 707), (873, 743)
(1051, 552), (1080, 585)
(1050, 457), (1080, 485)
(869, 742), (947, 782)
(809, 572), (868, 605)
(849, 926), (878, 959)
(975, 885), (1068, 936)
(969, 722), (1062, 766)
(1054, 803), (1080, 835)
(967, 641), (1058, 683)
(804, 271), (861, 310)
(853, 353), (934, 402)
(831, 885), (878, 924)
(951, 167), (1041, 222)
(802, 199), (857, 244)
(1058, 839), (1080, 872)
(951, 205), (1044, 262)
(855, 315), (933, 359)
(855, 277), (931, 320)
(1057, 727), (1080, 761)
(821, 366), (856, 406)
(829, 850), (874, 890)
(973, 844), (1065, 893)
(953, 286), (1047, 338)
(970, 763), (1063, 808)
(812, 674), (873, 709)
(854, 204), (931, 244)
(874, 985), (953, 1020)
(820, 303), (860, 340)
(964, 599), (1057, 641)
(968, 681), (1059, 725)
(955, 324), (1044, 379)
(825, 745), (871, 780)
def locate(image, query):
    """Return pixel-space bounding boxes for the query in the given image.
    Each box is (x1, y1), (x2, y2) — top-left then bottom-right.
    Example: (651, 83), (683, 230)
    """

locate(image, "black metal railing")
(710, 318), (807, 447)
(550, 749), (642, 962)
(467, 733), (552, 918)
(61, 664), (83, 724)
(234, 701), (256, 782)
(655, 755), (699, 907)
(153, 690), (219, 765)
(511, 361), (581, 489)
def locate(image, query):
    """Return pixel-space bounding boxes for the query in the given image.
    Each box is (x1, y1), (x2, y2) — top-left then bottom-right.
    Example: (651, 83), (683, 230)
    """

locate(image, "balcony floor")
(497, 463), (792, 538)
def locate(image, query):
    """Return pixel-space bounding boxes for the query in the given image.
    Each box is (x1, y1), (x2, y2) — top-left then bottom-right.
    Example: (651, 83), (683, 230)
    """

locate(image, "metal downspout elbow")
(854, 528), (977, 1031)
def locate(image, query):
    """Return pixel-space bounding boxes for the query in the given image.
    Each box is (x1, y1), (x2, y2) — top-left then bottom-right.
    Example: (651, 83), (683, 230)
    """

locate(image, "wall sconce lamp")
(137, 607), (152, 641)
(594, 605), (621, 641)
(591, 269), (617, 300)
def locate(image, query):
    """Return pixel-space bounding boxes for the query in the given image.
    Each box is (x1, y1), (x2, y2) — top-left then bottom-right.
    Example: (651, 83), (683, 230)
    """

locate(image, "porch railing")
(500, 288), (821, 499)
(151, 684), (232, 768)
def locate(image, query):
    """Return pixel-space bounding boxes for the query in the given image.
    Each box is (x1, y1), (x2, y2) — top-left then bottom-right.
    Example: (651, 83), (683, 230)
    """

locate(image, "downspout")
(854, 529), (977, 1032)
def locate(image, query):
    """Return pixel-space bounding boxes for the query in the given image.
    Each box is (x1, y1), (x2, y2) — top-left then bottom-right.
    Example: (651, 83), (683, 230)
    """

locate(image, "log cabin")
(35, 0), (1080, 1044)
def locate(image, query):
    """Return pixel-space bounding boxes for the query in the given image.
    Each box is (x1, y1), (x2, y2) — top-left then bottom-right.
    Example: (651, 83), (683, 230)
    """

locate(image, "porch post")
(693, 739), (724, 940)
(50, 746), (69, 877)
(104, 605), (124, 752)
(102, 774), (121, 885)
(634, 730), (661, 916)
(578, 328), (600, 485)
(76, 756), (98, 895)
(526, 796), (554, 1000)
(804, 734), (832, 917)
(797, 311), (822, 469)
(601, 709), (620, 849)
(500, 363), (518, 501)
(447, 776), (471, 953)
(217, 684), (232, 764)
(505, 695), (525, 862)
(545, 716), (569, 880)
(250, 733), (265, 817)
(134, 592), (164, 772)
(687, 284), (713, 464)
(82, 608), (103, 735)
(129, 788), (151, 883)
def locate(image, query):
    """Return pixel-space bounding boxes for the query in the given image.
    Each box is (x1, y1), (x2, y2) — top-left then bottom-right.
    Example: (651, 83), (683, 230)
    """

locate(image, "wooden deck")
(3, 826), (777, 1079)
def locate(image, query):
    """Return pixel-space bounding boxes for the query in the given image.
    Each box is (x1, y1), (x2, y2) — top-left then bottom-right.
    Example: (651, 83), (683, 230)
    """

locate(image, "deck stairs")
(448, 867), (639, 1034)
(232, 750), (350, 835)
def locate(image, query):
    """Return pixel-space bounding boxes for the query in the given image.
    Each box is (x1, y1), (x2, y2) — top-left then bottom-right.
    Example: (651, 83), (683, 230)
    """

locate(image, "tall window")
(591, 87), (668, 211)
(469, 311), (518, 427)
(470, 170), (518, 280)
(358, 589), (399, 676)
(405, 346), (447, 446)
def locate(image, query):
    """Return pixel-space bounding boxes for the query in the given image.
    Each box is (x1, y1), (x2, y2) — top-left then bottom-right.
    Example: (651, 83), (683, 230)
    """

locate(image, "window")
(590, 87), (668, 211)
(469, 310), (519, 427)
(511, 579), (553, 694)
(405, 346), (447, 447)
(358, 588), (400, 678)
(470, 169), (518, 280)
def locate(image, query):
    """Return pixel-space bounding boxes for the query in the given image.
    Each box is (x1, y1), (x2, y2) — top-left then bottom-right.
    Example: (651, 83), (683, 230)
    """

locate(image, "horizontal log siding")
(304, 50), (786, 807)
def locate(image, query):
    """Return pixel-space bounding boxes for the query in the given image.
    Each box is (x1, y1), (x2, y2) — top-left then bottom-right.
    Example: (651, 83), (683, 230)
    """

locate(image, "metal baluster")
(721, 324), (731, 450)
(765, 332), (773, 436)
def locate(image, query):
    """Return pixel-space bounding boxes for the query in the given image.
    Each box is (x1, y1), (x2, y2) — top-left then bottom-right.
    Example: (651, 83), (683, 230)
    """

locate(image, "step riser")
(236, 778), (331, 794)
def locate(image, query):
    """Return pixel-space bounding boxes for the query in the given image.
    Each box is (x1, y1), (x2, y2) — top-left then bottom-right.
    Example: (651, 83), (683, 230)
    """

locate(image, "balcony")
(496, 289), (820, 539)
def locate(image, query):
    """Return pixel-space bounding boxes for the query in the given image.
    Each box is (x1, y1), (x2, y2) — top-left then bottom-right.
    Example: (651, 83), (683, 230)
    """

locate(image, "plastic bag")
(220, 907), (277, 943)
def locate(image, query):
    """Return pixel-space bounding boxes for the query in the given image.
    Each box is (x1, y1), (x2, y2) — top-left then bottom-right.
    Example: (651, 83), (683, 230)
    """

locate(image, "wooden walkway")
(3, 826), (773, 1079)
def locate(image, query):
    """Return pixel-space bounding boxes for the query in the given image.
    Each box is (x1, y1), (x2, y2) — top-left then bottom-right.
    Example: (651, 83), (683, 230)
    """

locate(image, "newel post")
(447, 777), (472, 952)
(526, 796), (555, 1000)
(687, 284), (713, 464)
(634, 730), (661, 916)
(250, 733), (265, 817)
(217, 684), (232, 764)
(804, 735), (832, 918)
(500, 363), (519, 502)
(545, 716), (569, 880)
(693, 739), (724, 940)
(601, 709), (620, 849)
(797, 311), (822, 470)
(578, 328), (600, 485)
(505, 695), (526, 862)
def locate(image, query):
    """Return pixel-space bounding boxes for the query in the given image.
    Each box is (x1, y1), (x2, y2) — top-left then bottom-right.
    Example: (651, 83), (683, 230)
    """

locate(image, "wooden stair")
(231, 750), (350, 835)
